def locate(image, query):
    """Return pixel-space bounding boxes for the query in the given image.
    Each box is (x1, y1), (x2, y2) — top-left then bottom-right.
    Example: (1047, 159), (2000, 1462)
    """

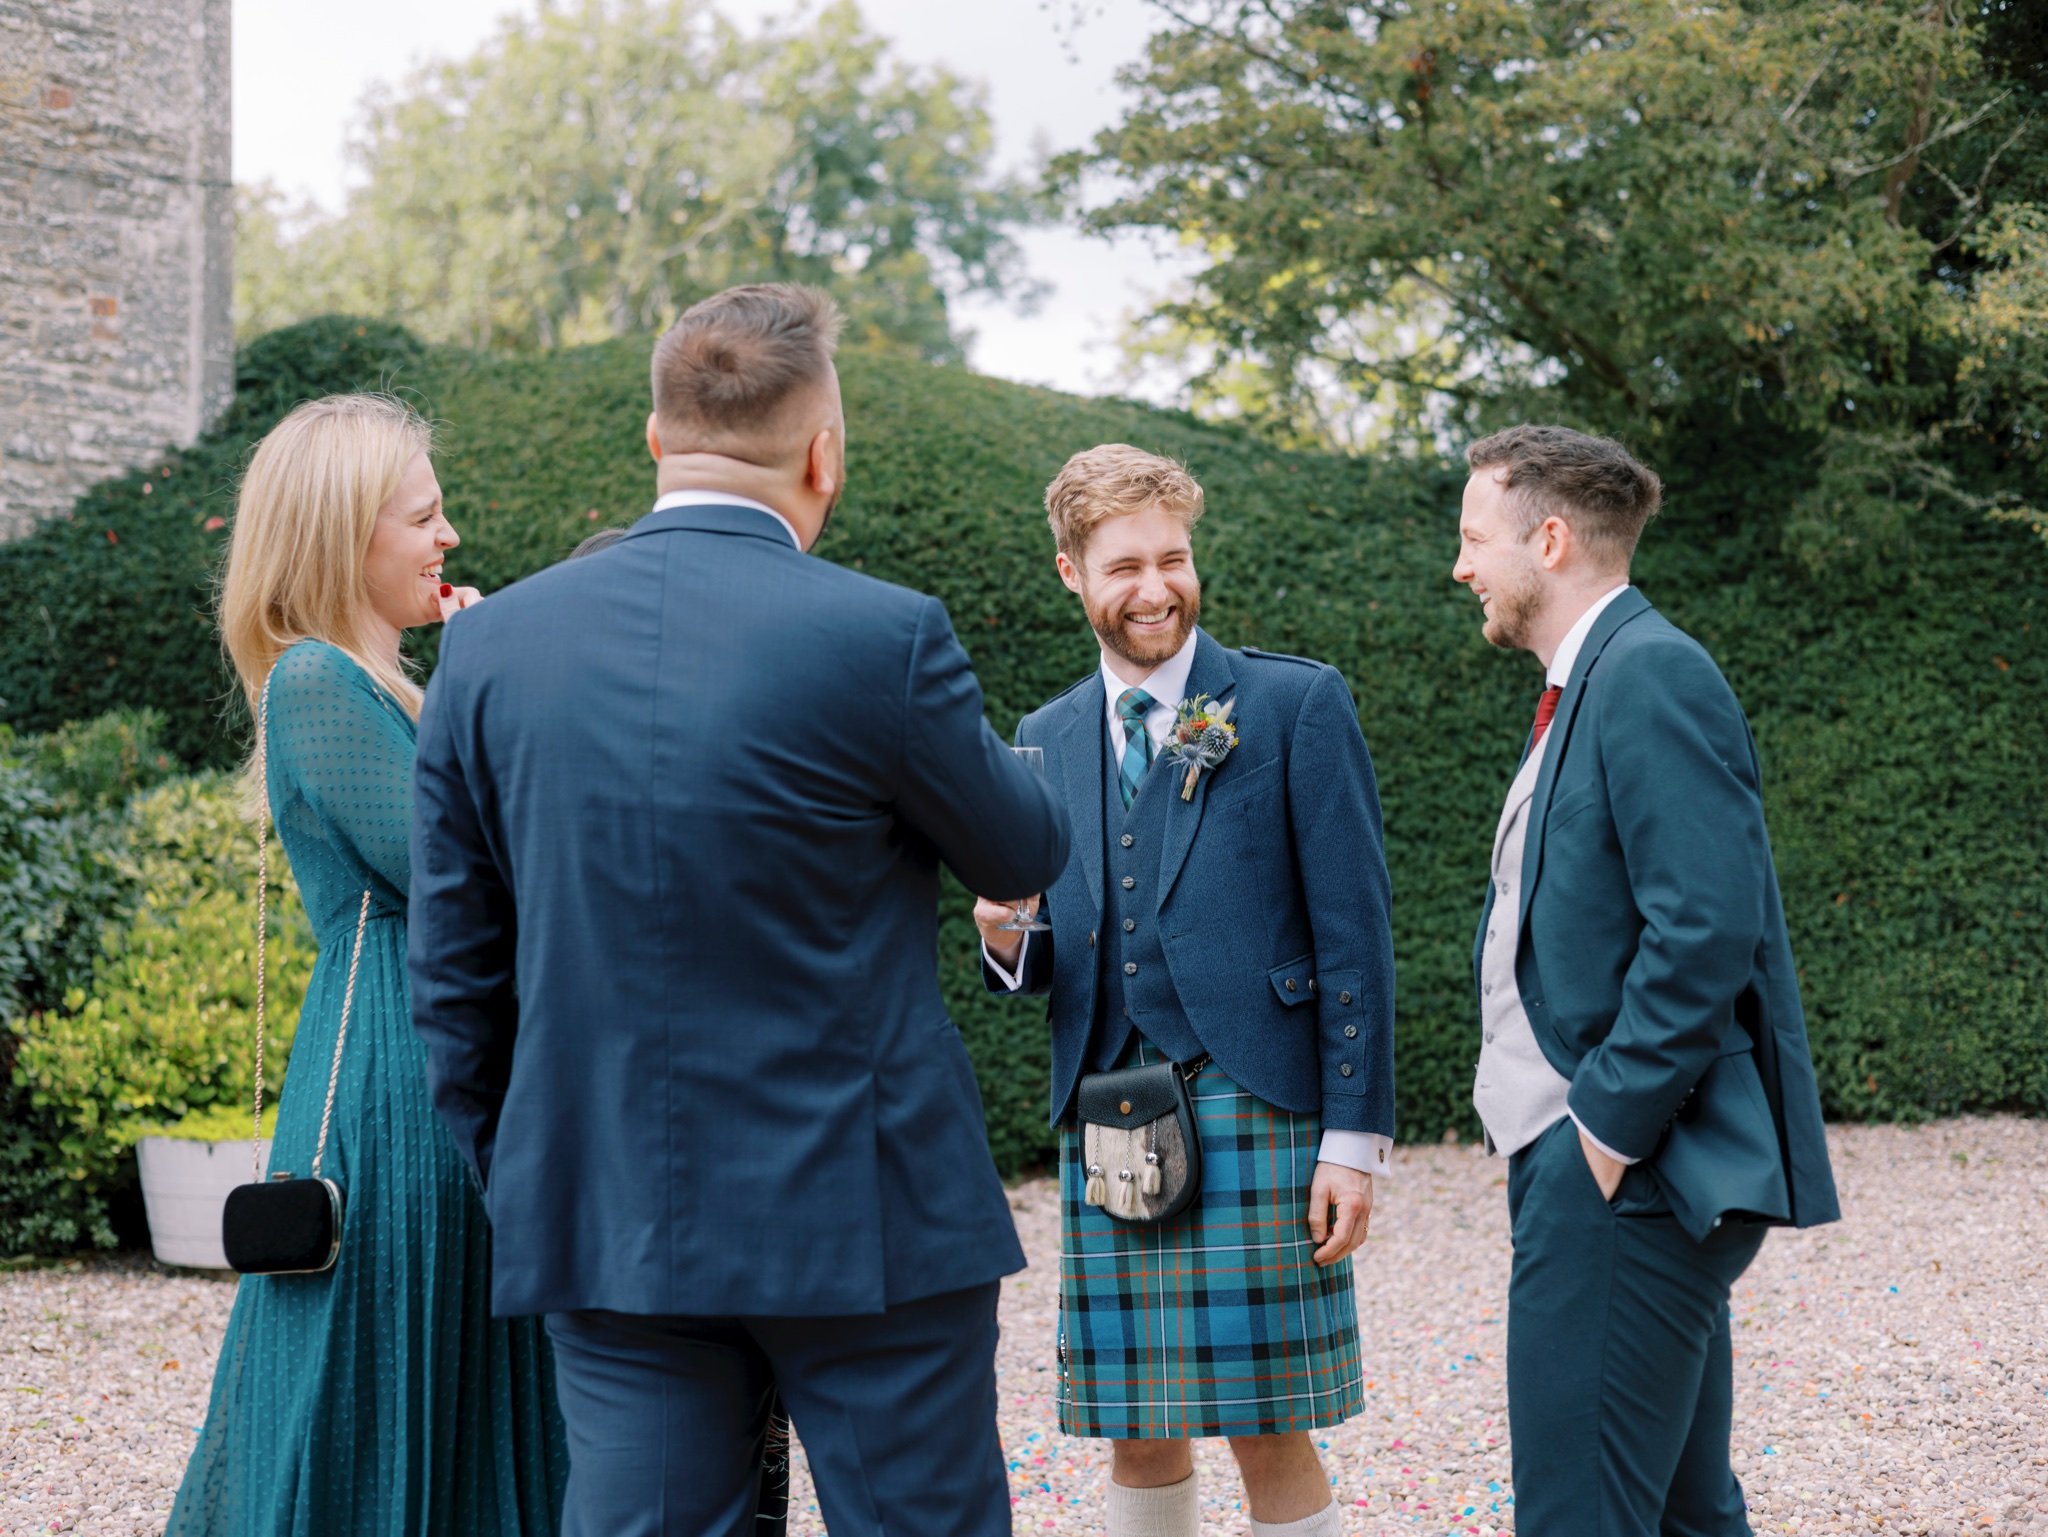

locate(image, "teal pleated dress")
(167, 640), (568, 1536)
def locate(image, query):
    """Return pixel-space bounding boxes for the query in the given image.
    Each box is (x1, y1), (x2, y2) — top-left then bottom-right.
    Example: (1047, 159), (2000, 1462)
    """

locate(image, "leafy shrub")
(6, 774), (312, 1254)
(144, 1104), (279, 1144)
(0, 708), (183, 813)
(0, 719), (175, 1255)
(3, 325), (2043, 1186)
(16, 775), (313, 1173)
(0, 710), (185, 1029)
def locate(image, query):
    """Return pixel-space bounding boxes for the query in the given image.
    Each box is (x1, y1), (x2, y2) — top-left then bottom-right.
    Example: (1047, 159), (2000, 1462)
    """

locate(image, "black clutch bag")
(220, 672), (370, 1278)
(222, 1175), (345, 1275)
(1074, 1056), (1207, 1224)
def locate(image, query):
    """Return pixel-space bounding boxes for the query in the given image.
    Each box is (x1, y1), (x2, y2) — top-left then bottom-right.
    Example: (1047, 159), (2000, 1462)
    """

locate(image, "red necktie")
(1531, 685), (1563, 748)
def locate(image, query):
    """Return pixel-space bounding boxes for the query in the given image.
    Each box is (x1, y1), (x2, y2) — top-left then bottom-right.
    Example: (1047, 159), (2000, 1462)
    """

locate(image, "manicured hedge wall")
(2, 320), (2040, 1184)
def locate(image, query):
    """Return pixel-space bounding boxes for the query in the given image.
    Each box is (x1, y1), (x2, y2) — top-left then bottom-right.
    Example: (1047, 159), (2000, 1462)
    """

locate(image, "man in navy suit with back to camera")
(1454, 424), (1839, 1535)
(976, 445), (1394, 1537)
(409, 282), (1070, 1537)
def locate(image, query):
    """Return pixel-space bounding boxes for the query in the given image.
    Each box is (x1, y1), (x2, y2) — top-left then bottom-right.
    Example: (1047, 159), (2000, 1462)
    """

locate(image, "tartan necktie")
(1531, 685), (1563, 749)
(1116, 688), (1157, 809)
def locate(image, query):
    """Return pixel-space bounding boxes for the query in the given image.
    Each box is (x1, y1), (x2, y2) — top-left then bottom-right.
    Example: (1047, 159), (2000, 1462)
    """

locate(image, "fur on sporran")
(1082, 1113), (1193, 1221)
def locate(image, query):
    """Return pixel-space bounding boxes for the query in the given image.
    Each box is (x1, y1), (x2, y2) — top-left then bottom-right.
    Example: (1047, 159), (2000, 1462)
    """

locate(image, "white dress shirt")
(1473, 582), (1638, 1164)
(986, 630), (1394, 1177)
(651, 488), (802, 548)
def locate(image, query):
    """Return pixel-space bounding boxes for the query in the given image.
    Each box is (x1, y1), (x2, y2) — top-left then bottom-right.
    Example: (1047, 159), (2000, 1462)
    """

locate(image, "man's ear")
(1056, 551), (1084, 596)
(646, 412), (664, 464)
(807, 426), (838, 498)
(1536, 514), (1573, 572)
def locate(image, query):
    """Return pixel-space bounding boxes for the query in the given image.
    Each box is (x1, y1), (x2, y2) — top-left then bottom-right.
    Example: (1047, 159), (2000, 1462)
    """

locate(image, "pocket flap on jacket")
(1268, 954), (1314, 1006)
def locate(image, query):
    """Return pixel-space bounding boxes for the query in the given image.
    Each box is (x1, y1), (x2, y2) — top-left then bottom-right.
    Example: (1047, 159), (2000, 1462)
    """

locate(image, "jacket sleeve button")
(1339, 1063), (1354, 1077)
(1339, 990), (1353, 1005)
(1285, 978), (1297, 992)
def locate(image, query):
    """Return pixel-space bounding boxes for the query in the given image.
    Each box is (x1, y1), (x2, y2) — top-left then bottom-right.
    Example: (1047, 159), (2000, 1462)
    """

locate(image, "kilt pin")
(988, 627), (1396, 1443)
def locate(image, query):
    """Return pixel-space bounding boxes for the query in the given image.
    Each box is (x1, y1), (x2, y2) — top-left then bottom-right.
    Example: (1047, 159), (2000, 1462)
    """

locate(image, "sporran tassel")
(1084, 1164), (1107, 1208)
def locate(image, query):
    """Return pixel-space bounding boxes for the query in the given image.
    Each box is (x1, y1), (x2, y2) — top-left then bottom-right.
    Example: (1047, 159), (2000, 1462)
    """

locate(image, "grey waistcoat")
(1473, 737), (1573, 1156)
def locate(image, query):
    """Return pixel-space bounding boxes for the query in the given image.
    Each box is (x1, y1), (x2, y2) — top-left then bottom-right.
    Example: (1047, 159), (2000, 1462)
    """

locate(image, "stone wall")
(0, 0), (232, 539)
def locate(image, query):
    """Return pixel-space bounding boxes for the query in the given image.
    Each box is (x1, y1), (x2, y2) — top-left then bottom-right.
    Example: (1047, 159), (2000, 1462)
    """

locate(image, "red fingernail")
(440, 583), (453, 598)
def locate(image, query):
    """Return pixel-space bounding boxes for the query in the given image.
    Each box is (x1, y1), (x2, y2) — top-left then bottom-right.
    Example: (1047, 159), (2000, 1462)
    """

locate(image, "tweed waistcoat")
(1092, 719), (1206, 1069)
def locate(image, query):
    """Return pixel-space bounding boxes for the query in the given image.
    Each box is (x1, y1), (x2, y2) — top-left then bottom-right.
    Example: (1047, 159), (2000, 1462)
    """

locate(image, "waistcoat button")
(1123, 962), (1138, 976)
(1123, 919), (1136, 932)
(1121, 876), (1136, 890)
(1120, 834), (1134, 848)
(1344, 1024), (1357, 1039)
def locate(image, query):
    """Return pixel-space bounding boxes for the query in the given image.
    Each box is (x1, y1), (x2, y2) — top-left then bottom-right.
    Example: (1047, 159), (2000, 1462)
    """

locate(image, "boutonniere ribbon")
(1163, 694), (1239, 801)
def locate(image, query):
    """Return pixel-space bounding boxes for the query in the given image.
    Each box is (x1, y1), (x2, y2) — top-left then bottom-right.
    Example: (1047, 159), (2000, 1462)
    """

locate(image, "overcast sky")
(232, 0), (1199, 398)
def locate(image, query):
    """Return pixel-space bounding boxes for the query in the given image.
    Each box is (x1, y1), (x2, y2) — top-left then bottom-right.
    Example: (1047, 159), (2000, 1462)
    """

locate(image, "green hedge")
(2, 319), (2041, 1195)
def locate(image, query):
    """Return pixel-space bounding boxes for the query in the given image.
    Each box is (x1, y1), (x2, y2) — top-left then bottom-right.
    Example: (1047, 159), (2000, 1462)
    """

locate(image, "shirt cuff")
(1568, 1110), (1639, 1166)
(1317, 1130), (1393, 1177)
(982, 935), (1030, 992)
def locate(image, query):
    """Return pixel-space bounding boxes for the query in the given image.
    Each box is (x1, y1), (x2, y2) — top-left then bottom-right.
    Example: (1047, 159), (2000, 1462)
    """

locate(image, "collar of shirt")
(1098, 627), (1200, 757)
(1546, 582), (1633, 689)
(650, 488), (801, 550)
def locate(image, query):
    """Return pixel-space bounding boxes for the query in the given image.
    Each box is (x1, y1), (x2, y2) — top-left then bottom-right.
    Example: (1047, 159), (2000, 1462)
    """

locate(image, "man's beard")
(1089, 585), (1201, 671)
(1481, 564), (1543, 651)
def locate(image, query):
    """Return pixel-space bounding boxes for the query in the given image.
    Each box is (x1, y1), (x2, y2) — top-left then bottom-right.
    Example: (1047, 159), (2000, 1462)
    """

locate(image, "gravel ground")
(4, 1116), (2043, 1536)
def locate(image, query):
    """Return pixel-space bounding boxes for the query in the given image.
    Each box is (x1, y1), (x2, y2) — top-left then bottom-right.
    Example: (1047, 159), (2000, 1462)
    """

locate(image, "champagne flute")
(997, 746), (1053, 933)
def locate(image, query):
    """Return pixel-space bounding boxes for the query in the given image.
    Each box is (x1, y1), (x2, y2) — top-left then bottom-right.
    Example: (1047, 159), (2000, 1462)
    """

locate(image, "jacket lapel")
(1060, 680), (1107, 918)
(1157, 630), (1237, 907)
(1519, 588), (1653, 913)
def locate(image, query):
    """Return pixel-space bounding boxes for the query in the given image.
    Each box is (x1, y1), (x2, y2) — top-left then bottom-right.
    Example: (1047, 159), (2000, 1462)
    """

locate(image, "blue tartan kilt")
(1056, 1039), (1365, 1440)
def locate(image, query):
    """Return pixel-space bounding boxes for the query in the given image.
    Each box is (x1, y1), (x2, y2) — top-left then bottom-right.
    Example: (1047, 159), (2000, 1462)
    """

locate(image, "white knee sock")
(1249, 1498), (1342, 1537)
(1106, 1469), (1200, 1537)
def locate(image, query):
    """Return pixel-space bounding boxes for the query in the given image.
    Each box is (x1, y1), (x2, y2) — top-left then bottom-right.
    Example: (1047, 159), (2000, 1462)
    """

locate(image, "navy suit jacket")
(410, 501), (1071, 1318)
(989, 629), (1395, 1135)
(1478, 588), (1839, 1239)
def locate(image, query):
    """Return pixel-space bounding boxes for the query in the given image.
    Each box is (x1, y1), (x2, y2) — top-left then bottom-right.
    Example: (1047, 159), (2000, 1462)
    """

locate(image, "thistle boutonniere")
(1163, 694), (1239, 801)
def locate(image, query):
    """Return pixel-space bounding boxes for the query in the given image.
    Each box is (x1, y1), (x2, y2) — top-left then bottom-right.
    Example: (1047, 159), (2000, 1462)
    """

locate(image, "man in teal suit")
(1453, 425), (1839, 1535)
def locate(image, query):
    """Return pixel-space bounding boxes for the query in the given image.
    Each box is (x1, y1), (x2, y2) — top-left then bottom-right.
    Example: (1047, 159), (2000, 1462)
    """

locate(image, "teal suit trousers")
(1506, 1119), (1768, 1536)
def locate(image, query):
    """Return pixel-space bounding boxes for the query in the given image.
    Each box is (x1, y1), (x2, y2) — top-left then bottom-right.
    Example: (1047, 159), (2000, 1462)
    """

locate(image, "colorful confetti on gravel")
(3, 1117), (2044, 1533)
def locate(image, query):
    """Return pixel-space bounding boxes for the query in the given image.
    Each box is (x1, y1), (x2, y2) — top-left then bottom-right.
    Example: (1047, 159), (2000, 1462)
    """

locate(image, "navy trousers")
(546, 1282), (1008, 1537)
(1506, 1117), (1768, 1537)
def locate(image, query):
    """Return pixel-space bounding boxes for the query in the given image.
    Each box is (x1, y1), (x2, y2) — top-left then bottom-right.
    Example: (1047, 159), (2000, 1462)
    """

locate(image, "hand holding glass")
(998, 747), (1053, 933)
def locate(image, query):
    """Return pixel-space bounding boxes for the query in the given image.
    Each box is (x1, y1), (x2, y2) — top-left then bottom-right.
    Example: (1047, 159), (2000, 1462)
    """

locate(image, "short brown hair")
(1465, 425), (1662, 568)
(1044, 444), (1205, 561)
(650, 284), (842, 464)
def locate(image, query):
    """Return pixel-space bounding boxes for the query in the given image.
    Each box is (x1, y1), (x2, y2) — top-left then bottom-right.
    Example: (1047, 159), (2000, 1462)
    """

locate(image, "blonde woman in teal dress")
(168, 394), (568, 1534)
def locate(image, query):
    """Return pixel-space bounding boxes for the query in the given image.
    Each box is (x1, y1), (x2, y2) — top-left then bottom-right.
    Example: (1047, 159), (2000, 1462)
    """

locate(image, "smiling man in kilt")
(975, 445), (1395, 1537)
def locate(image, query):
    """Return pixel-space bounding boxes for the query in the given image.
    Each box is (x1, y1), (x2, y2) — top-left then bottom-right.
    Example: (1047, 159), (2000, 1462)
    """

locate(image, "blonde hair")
(1044, 444), (1205, 561)
(219, 393), (434, 727)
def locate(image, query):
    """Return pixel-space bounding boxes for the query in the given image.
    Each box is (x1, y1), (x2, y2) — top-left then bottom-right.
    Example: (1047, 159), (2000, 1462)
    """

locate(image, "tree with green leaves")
(1065, 0), (2047, 553)
(236, 0), (1038, 363)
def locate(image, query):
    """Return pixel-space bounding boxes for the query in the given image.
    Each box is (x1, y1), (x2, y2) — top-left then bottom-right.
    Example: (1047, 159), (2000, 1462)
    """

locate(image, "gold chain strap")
(251, 671), (372, 1184)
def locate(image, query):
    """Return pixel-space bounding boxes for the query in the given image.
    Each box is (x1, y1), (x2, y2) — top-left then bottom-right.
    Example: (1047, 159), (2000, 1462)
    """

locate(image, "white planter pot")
(135, 1136), (270, 1270)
